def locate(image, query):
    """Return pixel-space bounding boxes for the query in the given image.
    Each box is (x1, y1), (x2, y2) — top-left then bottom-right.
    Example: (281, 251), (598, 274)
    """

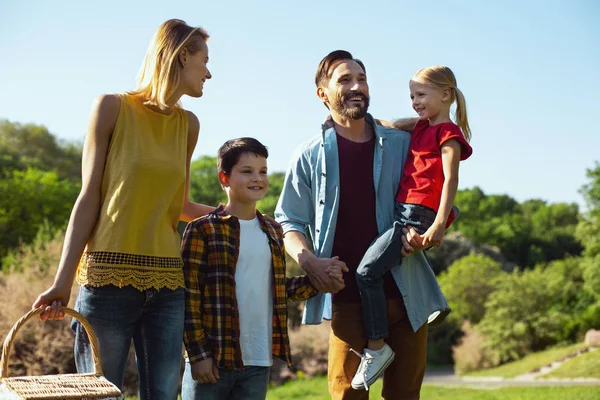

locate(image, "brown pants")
(328, 298), (428, 400)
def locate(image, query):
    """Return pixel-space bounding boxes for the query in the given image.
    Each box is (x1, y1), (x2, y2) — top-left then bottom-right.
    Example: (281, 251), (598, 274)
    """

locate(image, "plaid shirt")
(182, 205), (317, 370)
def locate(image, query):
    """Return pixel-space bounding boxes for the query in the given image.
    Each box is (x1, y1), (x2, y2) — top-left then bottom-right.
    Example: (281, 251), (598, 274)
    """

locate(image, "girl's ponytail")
(454, 87), (471, 141)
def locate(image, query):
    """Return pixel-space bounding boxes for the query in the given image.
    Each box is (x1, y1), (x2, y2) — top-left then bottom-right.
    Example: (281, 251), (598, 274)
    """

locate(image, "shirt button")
(321, 173), (326, 177)
(316, 229), (320, 233)
(319, 200), (325, 205)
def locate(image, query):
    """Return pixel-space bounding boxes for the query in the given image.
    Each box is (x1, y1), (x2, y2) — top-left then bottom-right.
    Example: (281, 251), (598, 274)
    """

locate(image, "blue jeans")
(356, 202), (436, 340)
(71, 284), (185, 400)
(181, 362), (270, 400)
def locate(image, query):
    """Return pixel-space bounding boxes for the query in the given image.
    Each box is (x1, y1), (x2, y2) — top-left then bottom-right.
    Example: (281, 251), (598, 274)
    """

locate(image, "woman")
(32, 19), (213, 399)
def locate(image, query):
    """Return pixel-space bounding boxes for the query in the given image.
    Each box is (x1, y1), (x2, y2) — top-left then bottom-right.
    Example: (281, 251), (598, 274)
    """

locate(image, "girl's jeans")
(71, 284), (185, 400)
(356, 202), (436, 340)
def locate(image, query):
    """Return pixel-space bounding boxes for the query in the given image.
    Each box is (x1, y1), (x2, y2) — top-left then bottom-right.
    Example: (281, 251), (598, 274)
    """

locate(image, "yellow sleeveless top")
(76, 93), (188, 290)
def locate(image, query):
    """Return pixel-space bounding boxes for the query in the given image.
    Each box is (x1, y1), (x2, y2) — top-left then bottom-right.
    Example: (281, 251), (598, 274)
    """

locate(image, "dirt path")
(423, 363), (600, 389)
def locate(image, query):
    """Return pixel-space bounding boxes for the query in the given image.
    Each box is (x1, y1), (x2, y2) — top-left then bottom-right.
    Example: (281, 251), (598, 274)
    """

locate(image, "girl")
(351, 65), (473, 390)
(32, 19), (214, 399)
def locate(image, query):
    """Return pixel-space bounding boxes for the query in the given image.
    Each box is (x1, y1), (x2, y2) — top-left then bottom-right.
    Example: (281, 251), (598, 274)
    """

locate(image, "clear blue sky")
(1, 0), (598, 208)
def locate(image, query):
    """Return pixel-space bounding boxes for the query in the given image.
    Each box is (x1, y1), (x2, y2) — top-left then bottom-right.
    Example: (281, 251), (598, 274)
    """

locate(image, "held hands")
(421, 222), (445, 249)
(32, 284), (71, 321)
(300, 252), (348, 294)
(191, 358), (220, 384)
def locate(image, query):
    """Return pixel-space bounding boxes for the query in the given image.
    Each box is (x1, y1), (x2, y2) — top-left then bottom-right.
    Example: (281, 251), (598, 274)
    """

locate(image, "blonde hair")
(412, 66), (471, 141)
(130, 19), (209, 110)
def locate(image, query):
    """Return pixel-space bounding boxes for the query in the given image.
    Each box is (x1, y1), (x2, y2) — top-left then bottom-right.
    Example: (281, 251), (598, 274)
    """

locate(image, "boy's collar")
(213, 204), (264, 222)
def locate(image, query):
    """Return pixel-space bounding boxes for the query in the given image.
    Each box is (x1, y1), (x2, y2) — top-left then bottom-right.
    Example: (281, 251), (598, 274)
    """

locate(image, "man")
(275, 50), (449, 400)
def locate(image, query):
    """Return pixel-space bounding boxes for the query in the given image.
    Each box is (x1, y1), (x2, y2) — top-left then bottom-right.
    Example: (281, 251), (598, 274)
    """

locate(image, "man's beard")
(332, 91), (370, 120)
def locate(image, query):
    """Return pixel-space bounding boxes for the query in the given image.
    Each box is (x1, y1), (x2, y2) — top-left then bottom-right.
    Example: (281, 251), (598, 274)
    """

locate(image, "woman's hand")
(32, 284), (71, 321)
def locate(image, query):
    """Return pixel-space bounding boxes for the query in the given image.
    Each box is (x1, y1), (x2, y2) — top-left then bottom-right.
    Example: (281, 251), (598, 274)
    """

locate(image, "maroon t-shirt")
(332, 133), (402, 304)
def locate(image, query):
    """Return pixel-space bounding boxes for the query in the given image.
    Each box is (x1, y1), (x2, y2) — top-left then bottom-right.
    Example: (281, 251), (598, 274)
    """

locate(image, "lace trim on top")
(76, 251), (184, 291)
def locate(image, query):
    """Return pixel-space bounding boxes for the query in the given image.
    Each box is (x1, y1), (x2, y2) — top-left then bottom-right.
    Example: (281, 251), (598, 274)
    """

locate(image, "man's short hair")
(314, 50), (367, 88)
(217, 137), (269, 175)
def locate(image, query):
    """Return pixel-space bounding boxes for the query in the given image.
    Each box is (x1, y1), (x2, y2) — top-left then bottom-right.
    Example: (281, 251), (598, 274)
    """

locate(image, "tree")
(576, 163), (600, 258)
(0, 169), (80, 267)
(0, 120), (82, 181)
(452, 187), (581, 267)
(438, 254), (504, 324)
(478, 265), (573, 363)
(188, 156), (227, 207)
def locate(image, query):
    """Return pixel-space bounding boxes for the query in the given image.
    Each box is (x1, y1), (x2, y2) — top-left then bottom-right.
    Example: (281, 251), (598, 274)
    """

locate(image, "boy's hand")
(326, 261), (345, 288)
(191, 358), (220, 384)
(422, 222), (445, 248)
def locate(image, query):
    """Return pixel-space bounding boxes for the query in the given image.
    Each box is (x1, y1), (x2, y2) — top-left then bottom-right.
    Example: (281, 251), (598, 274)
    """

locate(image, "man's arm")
(275, 148), (348, 293)
(284, 231), (346, 293)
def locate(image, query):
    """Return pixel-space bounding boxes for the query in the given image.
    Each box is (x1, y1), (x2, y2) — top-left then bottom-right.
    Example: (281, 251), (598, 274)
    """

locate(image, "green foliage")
(257, 172), (284, 217)
(439, 254), (504, 324)
(477, 261), (588, 363)
(453, 187), (581, 268)
(189, 156), (228, 207)
(576, 163), (600, 257)
(0, 168), (80, 268)
(0, 119), (82, 180)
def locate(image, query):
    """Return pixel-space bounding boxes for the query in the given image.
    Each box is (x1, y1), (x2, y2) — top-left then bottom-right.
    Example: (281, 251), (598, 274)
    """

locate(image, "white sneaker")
(350, 343), (395, 391)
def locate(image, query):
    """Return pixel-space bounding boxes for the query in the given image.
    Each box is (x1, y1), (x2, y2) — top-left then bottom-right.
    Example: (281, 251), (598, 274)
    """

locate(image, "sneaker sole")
(350, 352), (396, 390)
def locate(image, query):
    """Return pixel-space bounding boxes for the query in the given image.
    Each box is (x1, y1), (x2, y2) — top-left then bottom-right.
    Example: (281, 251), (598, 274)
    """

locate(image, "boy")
(181, 137), (339, 400)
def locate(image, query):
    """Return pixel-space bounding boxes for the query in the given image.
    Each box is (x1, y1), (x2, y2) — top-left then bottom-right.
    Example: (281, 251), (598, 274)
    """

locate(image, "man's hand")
(400, 226), (427, 256)
(191, 358), (220, 384)
(421, 222), (445, 248)
(299, 251), (348, 293)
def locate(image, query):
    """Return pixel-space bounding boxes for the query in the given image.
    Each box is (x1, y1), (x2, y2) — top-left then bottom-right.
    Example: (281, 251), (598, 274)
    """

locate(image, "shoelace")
(349, 348), (372, 391)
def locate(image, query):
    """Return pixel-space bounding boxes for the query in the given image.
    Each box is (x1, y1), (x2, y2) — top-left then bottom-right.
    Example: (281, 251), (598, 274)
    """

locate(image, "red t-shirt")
(396, 120), (473, 219)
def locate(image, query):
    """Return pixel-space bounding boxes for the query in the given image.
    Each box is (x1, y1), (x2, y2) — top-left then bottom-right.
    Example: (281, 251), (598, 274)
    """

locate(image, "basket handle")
(1, 307), (103, 378)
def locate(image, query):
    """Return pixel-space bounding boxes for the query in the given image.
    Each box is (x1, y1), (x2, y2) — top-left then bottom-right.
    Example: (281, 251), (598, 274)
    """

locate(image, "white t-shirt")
(236, 217), (273, 366)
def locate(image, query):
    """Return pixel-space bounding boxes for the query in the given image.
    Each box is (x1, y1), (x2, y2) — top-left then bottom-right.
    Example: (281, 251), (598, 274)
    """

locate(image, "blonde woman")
(32, 19), (213, 399)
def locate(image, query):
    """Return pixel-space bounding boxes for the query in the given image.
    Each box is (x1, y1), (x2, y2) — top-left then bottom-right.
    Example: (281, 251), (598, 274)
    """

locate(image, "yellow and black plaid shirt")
(182, 205), (317, 370)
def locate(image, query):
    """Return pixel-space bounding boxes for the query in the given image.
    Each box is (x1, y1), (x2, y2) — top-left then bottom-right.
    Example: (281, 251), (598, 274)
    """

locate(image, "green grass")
(265, 376), (600, 399)
(543, 349), (600, 379)
(464, 343), (589, 378)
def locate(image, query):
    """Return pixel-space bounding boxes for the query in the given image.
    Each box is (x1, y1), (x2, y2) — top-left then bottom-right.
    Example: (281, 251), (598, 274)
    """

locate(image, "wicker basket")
(0, 307), (122, 399)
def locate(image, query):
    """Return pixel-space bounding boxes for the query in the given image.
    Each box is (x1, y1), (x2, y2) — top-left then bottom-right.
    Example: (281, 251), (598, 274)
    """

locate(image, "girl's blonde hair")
(130, 19), (209, 110)
(412, 66), (471, 141)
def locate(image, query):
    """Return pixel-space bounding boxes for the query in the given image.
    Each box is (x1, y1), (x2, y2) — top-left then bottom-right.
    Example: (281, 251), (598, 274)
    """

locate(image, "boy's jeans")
(181, 361), (270, 400)
(356, 202), (436, 340)
(71, 284), (184, 400)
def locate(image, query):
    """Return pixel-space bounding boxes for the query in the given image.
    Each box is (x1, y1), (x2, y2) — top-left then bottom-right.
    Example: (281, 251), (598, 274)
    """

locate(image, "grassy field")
(265, 376), (600, 399)
(543, 349), (600, 379)
(464, 343), (589, 378)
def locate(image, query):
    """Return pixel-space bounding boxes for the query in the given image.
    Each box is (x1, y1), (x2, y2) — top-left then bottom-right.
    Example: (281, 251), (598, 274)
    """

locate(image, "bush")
(0, 231), (77, 378)
(477, 265), (571, 363)
(427, 320), (463, 366)
(438, 254), (504, 324)
(452, 321), (497, 374)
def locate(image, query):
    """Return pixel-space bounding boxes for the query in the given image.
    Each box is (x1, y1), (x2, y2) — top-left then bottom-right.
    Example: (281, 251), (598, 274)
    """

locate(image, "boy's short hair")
(217, 137), (269, 175)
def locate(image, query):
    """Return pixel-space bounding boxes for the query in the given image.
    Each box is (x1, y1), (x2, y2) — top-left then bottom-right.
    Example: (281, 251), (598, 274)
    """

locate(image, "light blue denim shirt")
(275, 114), (450, 332)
